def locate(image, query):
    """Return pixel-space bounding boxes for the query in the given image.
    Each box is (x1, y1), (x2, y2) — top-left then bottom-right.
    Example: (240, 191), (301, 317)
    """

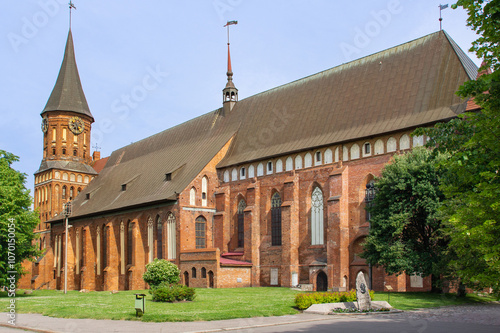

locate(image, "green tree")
(361, 148), (448, 284)
(414, 0), (500, 296)
(0, 150), (40, 287)
(142, 259), (180, 288)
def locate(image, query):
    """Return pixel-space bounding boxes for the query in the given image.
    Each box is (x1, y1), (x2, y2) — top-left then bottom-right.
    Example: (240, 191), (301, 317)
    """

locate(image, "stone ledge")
(304, 301), (397, 315)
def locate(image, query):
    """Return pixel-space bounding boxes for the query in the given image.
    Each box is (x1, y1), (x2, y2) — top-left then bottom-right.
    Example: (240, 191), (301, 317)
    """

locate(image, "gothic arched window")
(271, 192), (282, 246)
(195, 216), (206, 249)
(157, 216), (163, 259)
(167, 213), (176, 260)
(311, 187), (324, 245)
(102, 225), (107, 269)
(127, 221), (133, 265)
(237, 199), (246, 248)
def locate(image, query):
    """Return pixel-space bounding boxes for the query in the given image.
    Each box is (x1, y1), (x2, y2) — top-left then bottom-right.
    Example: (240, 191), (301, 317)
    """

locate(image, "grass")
(372, 291), (496, 311)
(0, 288), (496, 322)
(0, 287), (300, 322)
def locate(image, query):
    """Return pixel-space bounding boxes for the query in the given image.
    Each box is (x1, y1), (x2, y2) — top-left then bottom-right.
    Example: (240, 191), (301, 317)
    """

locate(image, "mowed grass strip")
(0, 287), (300, 322)
(1, 288), (496, 322)
(372, 291), (496, 311)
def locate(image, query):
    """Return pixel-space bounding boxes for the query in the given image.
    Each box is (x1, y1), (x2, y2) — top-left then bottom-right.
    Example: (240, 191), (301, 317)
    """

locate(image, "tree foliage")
(0, 150), (40, 287)
(361, 148), (448, 279)
(142, 259), (180, 287)
(413, 0), (500, 296)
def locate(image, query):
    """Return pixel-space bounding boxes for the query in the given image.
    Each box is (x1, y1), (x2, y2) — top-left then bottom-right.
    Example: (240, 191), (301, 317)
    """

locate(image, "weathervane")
(69, 1), (76, 29)
(224, 20), (238, 47)
(439, 4), (448, 31)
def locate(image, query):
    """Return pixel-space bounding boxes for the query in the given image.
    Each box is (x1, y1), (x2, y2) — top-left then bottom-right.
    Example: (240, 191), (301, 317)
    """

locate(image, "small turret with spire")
(223, 21), (238, 114)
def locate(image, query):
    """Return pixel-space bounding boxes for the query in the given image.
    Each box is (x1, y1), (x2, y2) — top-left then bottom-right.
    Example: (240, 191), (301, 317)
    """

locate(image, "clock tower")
(34, 29), (98, 231)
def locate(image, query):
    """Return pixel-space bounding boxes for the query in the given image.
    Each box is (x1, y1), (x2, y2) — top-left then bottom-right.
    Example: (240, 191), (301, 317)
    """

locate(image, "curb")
(0, 323), (55, 333)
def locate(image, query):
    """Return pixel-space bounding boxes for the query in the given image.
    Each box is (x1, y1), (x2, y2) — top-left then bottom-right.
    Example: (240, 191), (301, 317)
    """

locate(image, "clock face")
(41, 118), (48, 133)
(69, 116), (84, 135)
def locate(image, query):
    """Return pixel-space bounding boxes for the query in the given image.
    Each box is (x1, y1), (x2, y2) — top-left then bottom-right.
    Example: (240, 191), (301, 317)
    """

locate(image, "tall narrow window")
(127, 221), (133, 265)
(96, 227), (101, 275)
(311, 187), (324, 245)
(201, 176), (208, 207)
(271, 193), (282, 246)
(190, 187), (196, 206)
(365, 180), (376, 222)
(120, 222), (125, 275)
(167, 213), (176, 259)
(70, 187), (74, 200)
(237, 199), (246, 248)
(62, 186), (67, 200)
(157, 216), (163, 259)
(102, 225), (107, 269)
(80, 229), (85, 269)
(148, 217), (154, 263)
(62, 128), (67, 141)
(195, 216), (206, 249)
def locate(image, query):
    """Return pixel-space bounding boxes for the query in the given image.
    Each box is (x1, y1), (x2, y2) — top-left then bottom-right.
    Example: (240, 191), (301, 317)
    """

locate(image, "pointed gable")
(42, 30), (93, 121)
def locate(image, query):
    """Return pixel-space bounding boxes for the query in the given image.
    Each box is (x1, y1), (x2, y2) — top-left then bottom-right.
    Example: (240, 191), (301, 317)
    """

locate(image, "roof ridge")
(235, 31), (444, 102)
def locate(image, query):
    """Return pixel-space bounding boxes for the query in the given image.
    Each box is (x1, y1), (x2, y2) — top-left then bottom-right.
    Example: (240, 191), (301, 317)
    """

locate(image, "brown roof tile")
(218, 31), (476, 168)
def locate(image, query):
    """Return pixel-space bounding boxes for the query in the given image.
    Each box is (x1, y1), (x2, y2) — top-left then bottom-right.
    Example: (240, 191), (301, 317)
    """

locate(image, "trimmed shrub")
(151, 284), (196, 302)
(142, 259), (180, 287)
(294, 289), (375, 310)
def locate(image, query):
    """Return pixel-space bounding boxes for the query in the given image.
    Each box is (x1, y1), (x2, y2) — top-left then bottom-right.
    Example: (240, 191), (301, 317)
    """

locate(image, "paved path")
(1, 303), (499, 333)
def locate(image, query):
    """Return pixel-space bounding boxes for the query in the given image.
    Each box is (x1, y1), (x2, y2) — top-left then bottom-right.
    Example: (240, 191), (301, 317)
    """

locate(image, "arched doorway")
(316, 271), (328, 291)
(208, 271), (214, 288)
(184, 271), (189, 287)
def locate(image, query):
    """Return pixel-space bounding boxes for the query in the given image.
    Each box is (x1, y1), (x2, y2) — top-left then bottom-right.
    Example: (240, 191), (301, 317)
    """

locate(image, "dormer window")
(85, 193), (90, 200)
(121, 184), (127, 191)
(165, 173), (172, 181)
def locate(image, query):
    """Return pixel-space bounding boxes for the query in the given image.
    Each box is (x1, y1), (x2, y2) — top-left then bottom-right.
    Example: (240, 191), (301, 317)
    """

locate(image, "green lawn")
(0, 288), (300, 322)
(372, 291), (495, 311)
(0, 288), (496, 322)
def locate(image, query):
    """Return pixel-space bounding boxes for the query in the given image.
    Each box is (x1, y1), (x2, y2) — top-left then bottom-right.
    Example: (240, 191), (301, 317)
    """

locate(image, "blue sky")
(0, 1), (481, 195)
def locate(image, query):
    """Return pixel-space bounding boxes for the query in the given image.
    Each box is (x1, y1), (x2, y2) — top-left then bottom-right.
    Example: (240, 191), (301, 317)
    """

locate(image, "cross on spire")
(92, 143), (101, 151)
(438, 4), (448, 31)
(69, 1), (76, 29)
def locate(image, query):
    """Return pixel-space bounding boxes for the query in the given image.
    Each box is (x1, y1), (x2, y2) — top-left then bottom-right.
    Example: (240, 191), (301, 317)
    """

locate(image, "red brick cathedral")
(21, 28), (478, 292)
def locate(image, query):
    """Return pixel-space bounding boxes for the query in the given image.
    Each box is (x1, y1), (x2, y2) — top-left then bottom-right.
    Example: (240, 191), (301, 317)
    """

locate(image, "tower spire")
(42, 29), (93, 121)
(223, 20), (238, 113)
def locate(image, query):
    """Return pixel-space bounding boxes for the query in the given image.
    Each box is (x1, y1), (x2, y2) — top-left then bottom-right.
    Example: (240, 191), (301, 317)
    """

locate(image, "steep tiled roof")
(42, 30), (94, 121)
(65, 111), (239, 219)
(91, 157), (109, 174)
(218, 31), (477, 167)
(56, 31), (476, 221)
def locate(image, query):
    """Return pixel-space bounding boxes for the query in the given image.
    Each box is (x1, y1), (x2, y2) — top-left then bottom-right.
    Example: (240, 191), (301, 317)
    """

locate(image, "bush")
(294, 289), (375, 310)
(142, 259), (180, 287)
(151, 284), (196, 302)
